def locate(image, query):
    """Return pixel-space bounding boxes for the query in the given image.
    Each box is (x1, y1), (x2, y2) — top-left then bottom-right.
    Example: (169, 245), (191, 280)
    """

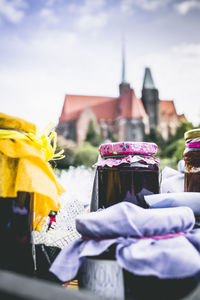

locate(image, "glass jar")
(0, 192), (33, 275)
(184, 129), (200, 192)
(92, 142), (159, 210)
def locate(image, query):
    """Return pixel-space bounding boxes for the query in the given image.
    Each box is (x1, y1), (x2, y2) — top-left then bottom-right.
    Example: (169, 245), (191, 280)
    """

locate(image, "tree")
(73, 142), (98, 168)
(51, 135), (76, 169)
(85, 119), (103, 147)
(163, 120), (194, 167)
(169, 119), (194, 143)
(144, 127), (166, 155)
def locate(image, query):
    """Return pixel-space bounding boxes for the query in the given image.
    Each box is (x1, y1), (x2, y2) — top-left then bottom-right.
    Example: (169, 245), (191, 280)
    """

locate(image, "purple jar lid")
(99, 142), (158, 157)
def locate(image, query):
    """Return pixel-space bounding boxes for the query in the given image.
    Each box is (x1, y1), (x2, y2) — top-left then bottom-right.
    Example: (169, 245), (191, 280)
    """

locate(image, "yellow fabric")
(0, 113), (65, 231)
(0, 124), (64, 162)
(0, 112), (36, 134)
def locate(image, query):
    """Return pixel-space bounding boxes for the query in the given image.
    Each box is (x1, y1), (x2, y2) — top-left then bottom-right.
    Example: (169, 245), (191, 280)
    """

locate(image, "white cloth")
(160, 165), (184, 193)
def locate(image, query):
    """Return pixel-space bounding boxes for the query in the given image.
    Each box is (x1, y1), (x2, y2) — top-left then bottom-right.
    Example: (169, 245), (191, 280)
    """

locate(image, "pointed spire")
(119, 36), (130, 95)
(121, 36), (127, 83)
(122, 43), (126, 83)
(143, 67), (156, 89)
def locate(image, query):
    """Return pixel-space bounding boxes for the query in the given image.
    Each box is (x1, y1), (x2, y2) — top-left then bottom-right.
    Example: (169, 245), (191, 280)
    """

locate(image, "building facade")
(57, 67), (183, 144)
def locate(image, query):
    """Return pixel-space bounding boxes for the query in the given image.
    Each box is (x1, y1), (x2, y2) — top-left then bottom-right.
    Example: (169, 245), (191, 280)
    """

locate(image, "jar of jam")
(91, 142), (159, 210)
(0, 192), (33, 275)
(184, 129), (200, 192)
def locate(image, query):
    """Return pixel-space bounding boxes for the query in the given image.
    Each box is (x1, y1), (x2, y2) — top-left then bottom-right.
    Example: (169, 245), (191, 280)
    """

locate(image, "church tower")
(117, 44), (145, 142)
(119, 43), (130, 95)
(141, 68), (159, 127)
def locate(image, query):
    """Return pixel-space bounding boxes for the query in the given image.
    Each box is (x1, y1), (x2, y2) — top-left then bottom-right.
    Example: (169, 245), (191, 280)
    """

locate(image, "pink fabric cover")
(94, 142), (159, 168)
(186, 141), (200, 148)
(99, 142), (158, 157)
(94, 155), (159, 168)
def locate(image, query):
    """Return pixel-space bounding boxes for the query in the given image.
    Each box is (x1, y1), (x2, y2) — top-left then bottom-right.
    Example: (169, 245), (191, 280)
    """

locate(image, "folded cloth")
(0, 113), (65, 231)
(160, 166), (184, 193)
(177, 160), (185, 173)
(50, 202), (200, 282)
(77, 201), (194, 238)
(144, 192), (200, 217)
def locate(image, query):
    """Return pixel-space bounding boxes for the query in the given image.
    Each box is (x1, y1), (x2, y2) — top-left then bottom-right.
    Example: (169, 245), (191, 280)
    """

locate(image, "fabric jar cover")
(94, 141), (159, 168)
(184, 128), (200, 151)
(0, 112), (65, 231)
(144, 192), (200, 217)
(184, 129), (200, 192)
(99, 141), (158, 157)
(49, 202), (200, 283)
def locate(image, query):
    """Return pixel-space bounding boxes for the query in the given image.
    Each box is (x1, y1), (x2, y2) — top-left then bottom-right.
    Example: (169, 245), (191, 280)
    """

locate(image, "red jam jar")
(92, 142), (159, 210)
(184, 129), (200, 192)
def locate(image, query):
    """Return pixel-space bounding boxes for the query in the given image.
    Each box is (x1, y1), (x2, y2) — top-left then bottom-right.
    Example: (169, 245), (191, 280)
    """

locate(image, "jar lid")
(99, 142), (158, 157)
(184, 129), (200, 140)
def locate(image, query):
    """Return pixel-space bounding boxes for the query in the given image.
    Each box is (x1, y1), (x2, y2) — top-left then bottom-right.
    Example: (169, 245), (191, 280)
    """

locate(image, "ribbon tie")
(0, 122), (65, 162)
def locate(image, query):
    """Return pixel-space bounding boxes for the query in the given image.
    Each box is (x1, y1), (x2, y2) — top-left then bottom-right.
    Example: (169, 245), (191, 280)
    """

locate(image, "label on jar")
(79, 258), (124, 299)
(185, 165), (200, 173)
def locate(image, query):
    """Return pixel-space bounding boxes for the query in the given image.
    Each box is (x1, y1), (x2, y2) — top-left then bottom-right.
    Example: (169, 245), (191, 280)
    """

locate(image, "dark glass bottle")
(98, 162), (159, 208)
(91, 141), (159, 210)
(184, 129), (200, 192)
(0, 192), (34, 275)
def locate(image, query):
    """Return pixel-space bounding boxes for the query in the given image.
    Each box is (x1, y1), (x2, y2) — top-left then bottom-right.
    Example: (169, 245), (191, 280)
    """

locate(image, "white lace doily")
(32, 198), (86, 249)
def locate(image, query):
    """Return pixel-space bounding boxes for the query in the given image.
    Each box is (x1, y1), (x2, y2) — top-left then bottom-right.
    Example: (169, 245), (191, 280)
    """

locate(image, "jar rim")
(185, 128), (200, 140)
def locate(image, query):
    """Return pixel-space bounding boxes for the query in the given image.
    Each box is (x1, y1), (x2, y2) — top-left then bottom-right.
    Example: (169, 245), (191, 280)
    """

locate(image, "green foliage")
(73, 142), (99, 168)
(85, 119), (103, 147)
(51, 136), (76, 170)
(169, 120), (194, 142)
(144, 127), (166, 155)
(162, 120), (194, 168)
(164, 138), (185, 163)
(159, 157), (177, 170)
(144, 120), (194, 170)
(107, 130), (118, 142)
(54, 147), (75, 169)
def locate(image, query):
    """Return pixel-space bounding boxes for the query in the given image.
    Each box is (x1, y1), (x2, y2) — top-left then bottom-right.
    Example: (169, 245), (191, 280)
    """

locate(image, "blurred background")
(1, 0), (200, 170)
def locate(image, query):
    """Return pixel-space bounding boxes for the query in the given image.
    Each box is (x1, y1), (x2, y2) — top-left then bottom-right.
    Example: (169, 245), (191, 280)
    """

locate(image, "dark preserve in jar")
(184, 129), (200, 192)
(94, 141), (159, 209)
(0, 192), (33, 275)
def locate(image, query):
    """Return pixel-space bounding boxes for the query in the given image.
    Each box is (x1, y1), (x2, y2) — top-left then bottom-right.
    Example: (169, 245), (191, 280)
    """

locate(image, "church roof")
(118, 89), (147, 119)
(90, 98), (119, 120)
(59, 94), (118, 122)
(59, 90), (146, 123)
(132, 94), (147, 119)
(143, 67), (156, 89)
(160, 100), (177, 116)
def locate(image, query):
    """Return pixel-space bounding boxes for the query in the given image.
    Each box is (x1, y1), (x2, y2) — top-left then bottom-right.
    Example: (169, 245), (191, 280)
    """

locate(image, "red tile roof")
(59, 94), (179, 125)
(90, 98), (118, 120)
(118, 90), (132, 118)
(160, 100), (177, 116)
(131, 91), (147, 119)
(114, 89), (147, 119)
(59, 90), (147, 123)
(59, 94), (118, 122)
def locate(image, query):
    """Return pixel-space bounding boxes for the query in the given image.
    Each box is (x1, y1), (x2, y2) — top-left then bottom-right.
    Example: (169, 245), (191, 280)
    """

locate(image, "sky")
(0, 0), (200, 130)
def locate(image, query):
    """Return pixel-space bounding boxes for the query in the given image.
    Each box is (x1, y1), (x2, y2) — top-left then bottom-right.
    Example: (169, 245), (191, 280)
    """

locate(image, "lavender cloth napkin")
(144, 192), (200, 217)
(50, 202), (200, 282)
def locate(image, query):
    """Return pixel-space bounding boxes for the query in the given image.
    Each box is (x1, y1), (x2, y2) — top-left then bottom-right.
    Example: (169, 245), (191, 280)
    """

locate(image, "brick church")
(57, 60), (184, 144)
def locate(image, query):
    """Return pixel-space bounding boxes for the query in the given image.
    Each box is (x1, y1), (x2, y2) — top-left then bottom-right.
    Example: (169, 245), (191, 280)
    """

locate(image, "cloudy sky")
(0, 0), (200, 130)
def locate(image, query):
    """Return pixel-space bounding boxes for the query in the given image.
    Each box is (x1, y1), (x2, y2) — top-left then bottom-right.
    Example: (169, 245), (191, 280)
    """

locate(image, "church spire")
(119, 37), (130, 95)
(122, 42), (126, 83)
(142, 67), (156, 89)
(142, 67), (159, 127)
